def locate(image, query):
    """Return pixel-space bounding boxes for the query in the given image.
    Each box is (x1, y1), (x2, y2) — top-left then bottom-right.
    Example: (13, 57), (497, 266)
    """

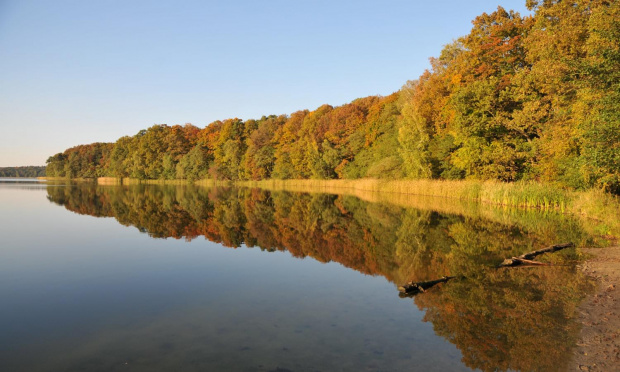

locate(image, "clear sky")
(0, 0), (529, 167)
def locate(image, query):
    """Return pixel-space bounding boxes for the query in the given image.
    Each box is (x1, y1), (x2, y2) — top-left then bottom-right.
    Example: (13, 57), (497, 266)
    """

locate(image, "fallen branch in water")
(398, 276), (455, 296)
(497, 242), (574, 268)
(397, 242), (575, 297)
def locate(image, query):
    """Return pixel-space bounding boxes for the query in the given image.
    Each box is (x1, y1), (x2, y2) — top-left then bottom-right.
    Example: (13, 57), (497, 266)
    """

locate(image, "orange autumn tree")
(47, 1), (620, 194)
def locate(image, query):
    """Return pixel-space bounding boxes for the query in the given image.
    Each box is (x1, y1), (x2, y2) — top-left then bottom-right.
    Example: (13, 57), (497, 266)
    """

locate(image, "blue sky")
(0, 0), (529, 166)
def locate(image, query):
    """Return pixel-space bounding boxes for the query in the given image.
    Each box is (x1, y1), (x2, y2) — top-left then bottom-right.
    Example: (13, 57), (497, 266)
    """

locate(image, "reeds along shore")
(238, 179), (569, 208)
(237, 179), (620, 237)
(42, 177), (620, 238)
(91, 177), (572, 209)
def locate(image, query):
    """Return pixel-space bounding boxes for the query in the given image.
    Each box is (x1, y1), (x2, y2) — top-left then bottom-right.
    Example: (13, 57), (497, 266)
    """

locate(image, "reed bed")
(92, 177), (618, 238)
(238, 179), (571, 210)
(238, 179), (619, 238)
(97, 177), (122, 185)
(570, 190), (620, 237)
(96, 178), (229, 186)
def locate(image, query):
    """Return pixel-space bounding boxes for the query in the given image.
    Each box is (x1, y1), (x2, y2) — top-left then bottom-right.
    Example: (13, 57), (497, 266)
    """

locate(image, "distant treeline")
(0, 166), (45, 177)
(46, 1), (619, 194)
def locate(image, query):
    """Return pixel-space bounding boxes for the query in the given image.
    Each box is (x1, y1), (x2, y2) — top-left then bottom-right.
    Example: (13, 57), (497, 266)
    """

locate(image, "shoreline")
(38, 177), (620, 239)
(574, 246), (620, 371)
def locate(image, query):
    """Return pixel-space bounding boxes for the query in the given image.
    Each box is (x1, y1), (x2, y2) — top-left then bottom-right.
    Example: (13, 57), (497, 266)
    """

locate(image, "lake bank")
(237, 179), (620, 239)
(40, 177), (620, 239)
(574, 246), (620, 371)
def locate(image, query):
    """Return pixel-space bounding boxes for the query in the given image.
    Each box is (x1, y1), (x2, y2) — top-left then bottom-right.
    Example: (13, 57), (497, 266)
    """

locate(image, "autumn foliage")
(47, 1), (620, 194)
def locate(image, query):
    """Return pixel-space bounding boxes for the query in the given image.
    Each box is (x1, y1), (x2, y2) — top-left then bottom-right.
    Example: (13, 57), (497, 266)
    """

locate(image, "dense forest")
(46, 1), (619, 194)
(46, 184), (593, 371)
(0, 166), (46, 177)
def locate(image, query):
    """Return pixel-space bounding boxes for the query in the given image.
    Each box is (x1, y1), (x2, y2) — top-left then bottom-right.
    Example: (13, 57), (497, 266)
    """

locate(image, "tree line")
(46, 1), (619, 193)
(0, 166), (46, 177)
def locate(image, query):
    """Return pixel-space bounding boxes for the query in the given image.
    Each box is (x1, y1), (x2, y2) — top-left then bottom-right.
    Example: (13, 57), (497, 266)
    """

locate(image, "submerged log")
(498, 242), (574, 268)
(398, 276), (455, 296)
(398, 243), (574, 297)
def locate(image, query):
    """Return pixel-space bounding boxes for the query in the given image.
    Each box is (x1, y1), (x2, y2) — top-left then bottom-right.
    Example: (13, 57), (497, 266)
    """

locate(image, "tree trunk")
(498, 242), (574, 267)
(398, 276), (455, 296)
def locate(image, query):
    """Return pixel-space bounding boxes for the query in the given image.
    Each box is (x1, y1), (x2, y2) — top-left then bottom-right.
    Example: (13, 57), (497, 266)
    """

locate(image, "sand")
(573, 246), (620, 371)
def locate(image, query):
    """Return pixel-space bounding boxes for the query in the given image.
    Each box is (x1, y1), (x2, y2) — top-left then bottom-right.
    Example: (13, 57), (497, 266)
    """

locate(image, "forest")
(46, 1), (619, 194)
(0, 166), (46, 177)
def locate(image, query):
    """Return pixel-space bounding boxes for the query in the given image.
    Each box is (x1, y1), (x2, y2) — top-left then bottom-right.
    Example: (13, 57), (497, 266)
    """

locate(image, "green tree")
(176, 145), (209, 181)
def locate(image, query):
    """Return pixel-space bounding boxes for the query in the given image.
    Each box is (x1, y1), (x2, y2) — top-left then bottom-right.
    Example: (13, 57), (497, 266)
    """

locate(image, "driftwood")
(397, 243), (574, 297)
(398, 276), (455, 296)
(397, 242), (575, 297)
(497, 242), (574, 268)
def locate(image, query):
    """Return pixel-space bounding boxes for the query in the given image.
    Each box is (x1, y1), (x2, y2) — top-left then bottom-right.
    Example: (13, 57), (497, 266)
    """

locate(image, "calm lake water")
(0, 180), (599, 371)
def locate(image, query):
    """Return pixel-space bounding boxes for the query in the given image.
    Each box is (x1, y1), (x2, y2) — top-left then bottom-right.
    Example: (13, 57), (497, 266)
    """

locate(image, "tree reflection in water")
(47, 183), (595, 372)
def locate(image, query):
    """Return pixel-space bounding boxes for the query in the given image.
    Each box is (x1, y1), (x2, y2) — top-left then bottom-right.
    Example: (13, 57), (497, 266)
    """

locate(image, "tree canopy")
(46, 1), (620, 194)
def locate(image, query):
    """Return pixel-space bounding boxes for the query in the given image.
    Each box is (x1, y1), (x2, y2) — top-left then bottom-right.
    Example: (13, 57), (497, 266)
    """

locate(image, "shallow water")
(0, 181), (596, 371)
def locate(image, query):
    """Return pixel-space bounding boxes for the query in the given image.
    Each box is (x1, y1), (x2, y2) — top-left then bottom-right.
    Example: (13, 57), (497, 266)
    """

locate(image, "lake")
(0, 179), (598, 371)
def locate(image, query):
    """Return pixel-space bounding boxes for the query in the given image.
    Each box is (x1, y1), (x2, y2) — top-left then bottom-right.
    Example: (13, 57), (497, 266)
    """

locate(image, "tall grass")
(238, 179), (571, 209)
(238, 178), (620, 239)
(570, 190), (620, 237)
(96, 177), (231, 186)
(94, 177), (619, 239)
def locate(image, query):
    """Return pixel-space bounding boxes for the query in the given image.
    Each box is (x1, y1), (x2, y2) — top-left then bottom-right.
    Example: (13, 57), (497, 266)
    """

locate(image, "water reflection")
(44, 183), (594, 371)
